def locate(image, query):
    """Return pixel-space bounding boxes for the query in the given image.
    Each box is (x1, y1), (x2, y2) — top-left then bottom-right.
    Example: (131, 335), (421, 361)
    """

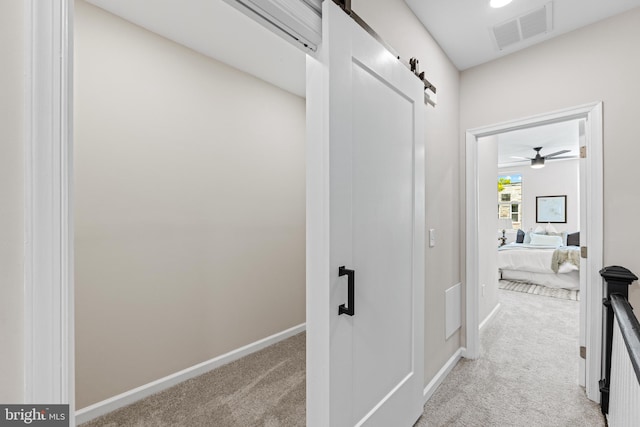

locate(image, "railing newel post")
(599, 265), (638, 415)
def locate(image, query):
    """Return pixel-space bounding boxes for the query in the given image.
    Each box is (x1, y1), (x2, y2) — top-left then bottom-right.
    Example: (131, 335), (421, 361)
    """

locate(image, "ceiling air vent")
(493, 19), (520, 50)
(491, 2), (553, 51)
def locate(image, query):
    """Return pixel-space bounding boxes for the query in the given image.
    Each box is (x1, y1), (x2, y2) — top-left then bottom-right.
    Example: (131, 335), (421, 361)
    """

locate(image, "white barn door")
(307, 2), (425, 426)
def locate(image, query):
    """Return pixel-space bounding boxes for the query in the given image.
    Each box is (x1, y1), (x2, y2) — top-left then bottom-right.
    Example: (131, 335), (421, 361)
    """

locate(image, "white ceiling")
(84, 0), (640, 95)
(496, 119), (580, 168)
(405, 0), (640, 70)
(84, 0), (307, 97)
(80, 1), (596, 171)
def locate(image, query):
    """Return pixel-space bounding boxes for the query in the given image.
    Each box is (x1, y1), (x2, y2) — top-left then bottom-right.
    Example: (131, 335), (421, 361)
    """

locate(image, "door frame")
(23, 0), (74, 417)
(464, 102), (604, 402)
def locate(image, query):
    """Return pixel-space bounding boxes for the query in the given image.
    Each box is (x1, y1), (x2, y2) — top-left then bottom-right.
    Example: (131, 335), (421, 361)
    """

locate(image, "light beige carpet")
(82, 290), (603, 426)
(80, 333), (305, 427)
(415, 289), (604, 426)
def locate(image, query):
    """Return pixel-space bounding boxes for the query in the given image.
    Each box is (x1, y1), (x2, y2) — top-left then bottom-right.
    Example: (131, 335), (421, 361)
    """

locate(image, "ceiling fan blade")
(546, 155), (578, 160)
(544, 149), (571, 158)
(510, 156), (531, 160)
(506, 159), (531, 163)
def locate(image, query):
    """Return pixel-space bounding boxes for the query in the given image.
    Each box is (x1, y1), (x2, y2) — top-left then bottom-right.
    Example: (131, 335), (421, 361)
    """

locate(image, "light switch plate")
(429, 229), (436, 247)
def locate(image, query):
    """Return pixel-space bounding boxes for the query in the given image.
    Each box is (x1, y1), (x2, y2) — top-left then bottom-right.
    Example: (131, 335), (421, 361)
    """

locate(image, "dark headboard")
(567, 232), (580, 247)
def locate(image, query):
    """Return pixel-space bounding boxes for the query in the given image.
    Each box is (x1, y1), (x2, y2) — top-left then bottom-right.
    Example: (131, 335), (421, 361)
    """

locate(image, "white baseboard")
(461, 303), (501, 359)
(423, 347), (464, 404)
(479, 303), (501, 331)
(75, 323), (306, 425)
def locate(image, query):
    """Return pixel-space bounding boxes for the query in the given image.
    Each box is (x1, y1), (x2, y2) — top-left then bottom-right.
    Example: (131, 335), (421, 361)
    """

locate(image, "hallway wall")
(75, 1), (305, 408)
(0, 0), (24, 404)
(461, 7), (640, 307)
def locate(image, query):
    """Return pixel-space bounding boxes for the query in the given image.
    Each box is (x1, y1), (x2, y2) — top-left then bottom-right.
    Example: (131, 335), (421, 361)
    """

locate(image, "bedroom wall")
(75, 1), (305, 408)
(478, 136), (500, 323)
(354, 0), (463, 386)
(0, 0), (24, 404)
(461, 7), (640, 308)
(499, 159), (580, 234)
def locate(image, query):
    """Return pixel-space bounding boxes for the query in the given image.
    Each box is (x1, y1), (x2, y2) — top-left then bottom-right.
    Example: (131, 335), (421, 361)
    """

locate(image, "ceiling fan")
(511, 146), (574, 169)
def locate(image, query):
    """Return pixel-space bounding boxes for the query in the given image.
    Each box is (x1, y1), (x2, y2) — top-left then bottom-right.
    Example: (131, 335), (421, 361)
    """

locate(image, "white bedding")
(498, 243), (579, 274)
(497, 243), (580, 290)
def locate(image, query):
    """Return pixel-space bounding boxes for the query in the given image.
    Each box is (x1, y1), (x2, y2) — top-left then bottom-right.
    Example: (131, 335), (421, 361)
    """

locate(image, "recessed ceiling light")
(490, 0), (513, 8)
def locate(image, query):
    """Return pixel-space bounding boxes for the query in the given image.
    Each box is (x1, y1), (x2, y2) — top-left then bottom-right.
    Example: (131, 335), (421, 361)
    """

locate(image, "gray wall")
(354, 0), (463, 384)
(0, 0), (24, 404)
(461, 7), (640, 308)
(74, 1), (305, 408)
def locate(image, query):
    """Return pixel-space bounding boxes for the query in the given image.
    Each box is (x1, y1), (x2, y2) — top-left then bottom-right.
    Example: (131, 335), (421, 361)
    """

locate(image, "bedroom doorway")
(496, 120), (581, 290)
(465, 103), (603, 403)
(493, 119), (583, 379)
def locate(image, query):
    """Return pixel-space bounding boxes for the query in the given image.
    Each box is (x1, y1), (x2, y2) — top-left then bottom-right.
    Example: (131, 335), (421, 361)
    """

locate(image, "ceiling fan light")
(531, 157), (545, 169)
(490, 0), (513, 8)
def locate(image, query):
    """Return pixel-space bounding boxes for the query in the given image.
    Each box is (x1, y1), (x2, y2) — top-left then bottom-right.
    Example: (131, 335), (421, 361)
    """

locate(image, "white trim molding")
(75, 323), (306, 424)
(464, 102), (604, 401)
(479, 303), (501, 331)
(23, 0), (74, 413)
(423, 348), (464, 404)
(582, 102), (604, 403)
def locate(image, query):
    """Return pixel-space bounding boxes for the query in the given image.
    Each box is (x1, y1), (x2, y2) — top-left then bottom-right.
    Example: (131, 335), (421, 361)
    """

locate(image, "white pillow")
(529, 233), (563, 247)
(545, 223), (558, 233)
(546, 231), (567, 246)
(534, 225), (545, 234)
(524, 231), (532, 244)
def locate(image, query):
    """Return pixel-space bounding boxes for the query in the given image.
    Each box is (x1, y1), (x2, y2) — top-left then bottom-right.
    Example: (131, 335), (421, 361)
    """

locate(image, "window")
(498, 174), (522, 229)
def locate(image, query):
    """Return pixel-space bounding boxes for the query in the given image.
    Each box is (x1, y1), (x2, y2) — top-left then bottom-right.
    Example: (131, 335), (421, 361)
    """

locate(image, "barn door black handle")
(338, 266), (355, 316)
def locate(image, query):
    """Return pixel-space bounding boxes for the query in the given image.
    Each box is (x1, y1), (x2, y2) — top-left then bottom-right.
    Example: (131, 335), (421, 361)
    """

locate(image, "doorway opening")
(464, 103), (603, 403)
(476, 119), (583, 389)
(72, 0), (307, 422)
(26, 1), (427, 425)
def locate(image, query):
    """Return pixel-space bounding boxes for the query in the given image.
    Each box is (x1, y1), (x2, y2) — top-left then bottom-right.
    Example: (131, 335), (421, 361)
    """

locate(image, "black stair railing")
(599, 265), (639, 414)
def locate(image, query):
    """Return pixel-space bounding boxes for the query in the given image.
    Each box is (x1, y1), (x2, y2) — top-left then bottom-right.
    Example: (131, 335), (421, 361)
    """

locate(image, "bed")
(497, 232), (581, 290)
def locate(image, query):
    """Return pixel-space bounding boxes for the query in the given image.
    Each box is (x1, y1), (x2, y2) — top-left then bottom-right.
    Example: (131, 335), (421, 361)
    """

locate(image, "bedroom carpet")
(415, 289), (604, 426)
(499, 279), (579, 301)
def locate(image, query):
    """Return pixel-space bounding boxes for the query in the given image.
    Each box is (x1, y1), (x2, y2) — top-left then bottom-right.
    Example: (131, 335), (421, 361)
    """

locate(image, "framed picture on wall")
(536, 195), (567, 223)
